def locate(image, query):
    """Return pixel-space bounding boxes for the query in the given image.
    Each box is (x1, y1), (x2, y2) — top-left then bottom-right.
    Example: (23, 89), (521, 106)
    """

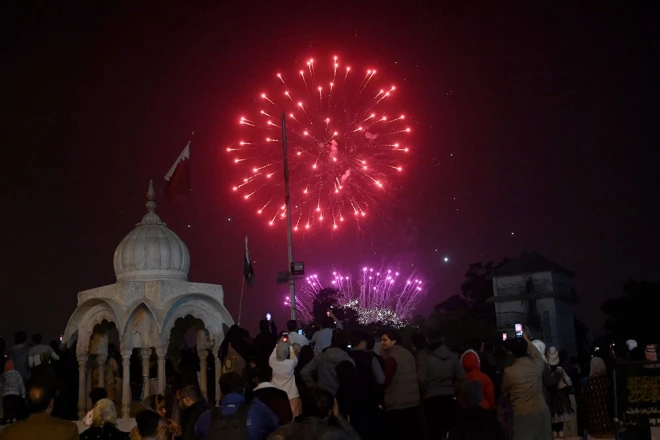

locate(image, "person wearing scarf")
(583, 357), (613, 439)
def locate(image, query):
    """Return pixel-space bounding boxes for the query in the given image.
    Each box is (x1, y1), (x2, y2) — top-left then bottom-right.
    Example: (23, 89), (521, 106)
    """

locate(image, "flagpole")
(281, 111), (297, 320)
(238, 275), (245, 326)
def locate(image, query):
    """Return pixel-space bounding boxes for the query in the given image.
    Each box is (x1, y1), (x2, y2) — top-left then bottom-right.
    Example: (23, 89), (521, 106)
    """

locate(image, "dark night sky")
(2, 2), (659, 340)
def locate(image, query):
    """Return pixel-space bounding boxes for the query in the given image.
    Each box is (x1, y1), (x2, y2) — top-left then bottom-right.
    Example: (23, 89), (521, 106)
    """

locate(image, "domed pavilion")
(63, 180), (234, 418)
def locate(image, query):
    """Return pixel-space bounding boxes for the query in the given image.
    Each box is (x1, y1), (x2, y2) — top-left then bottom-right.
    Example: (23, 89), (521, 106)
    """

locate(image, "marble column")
(198, 350), (208, 398)
(214, 354), (222, 406)
(97, 356), (106, 389)
(141, 347), (151, 399)
(77, 354), (88, 420)
(155, 347), (167, 395)
(121, 350), (131, 419)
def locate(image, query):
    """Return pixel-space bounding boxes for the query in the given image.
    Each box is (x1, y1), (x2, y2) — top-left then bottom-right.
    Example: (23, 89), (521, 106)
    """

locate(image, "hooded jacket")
(459, 350), (495, 410)
(301, 346), (355, 396)
(417, 342), (466, 399)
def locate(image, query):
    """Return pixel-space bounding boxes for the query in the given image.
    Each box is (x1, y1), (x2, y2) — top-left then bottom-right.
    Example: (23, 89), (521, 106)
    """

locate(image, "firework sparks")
(228, 55), (412, 231)
(284, 264), (425, 326)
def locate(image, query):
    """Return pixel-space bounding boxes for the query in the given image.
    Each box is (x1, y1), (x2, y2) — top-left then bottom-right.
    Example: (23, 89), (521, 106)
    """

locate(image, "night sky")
(3, 3), (659, 340)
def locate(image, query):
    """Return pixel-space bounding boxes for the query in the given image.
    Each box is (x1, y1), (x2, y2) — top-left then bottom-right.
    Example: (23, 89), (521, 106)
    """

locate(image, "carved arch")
(75, 304), (121, 355)
(63, 298), (123, 346)
(161, 294), (232, 349)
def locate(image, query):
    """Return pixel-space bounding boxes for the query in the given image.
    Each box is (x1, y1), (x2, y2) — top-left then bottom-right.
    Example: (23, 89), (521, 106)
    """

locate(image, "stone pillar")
(77, 354), (88, 420)
(121, 350), (131, 419)
(214, 354), (222, 406)
(198, 350), (208, 398)
(97, 356), (106, 389)
(141, 347), (151, 399)
(86, 368), (93, 410)
(155, 347), (167, 395)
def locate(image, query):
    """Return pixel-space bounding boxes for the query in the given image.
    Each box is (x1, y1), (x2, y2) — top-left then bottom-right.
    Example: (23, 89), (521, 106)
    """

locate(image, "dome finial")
(146, 179), (157, 213)
(138, 180), (164, 226)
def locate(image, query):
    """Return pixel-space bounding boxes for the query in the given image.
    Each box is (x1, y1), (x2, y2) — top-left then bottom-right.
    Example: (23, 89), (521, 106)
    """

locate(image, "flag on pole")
(164, 141), (191, 202)
(244, 236), (254, 287)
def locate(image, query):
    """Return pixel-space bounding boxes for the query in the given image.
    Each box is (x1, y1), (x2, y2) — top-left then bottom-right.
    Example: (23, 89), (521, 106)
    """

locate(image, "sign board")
(615, 362), (660, 426)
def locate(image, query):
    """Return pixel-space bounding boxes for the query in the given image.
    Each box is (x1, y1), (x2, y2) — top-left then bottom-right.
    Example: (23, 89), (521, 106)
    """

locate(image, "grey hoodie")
(301, 347), (355, 396)
(416, 343), (466, 399)
(7, 343), (30, 382)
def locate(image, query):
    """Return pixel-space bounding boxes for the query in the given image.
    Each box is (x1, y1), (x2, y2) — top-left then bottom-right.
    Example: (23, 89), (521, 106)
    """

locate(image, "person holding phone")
(286, 320), (309, 346)
(501, 327), (552, 440)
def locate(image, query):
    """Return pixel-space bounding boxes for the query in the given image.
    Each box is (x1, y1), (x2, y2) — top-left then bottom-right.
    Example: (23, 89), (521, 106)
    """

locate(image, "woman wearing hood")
(270, 337), (301, 417)
(460, 350), (495, 410)
(0, 360), (26, 424)
(545, 346), (575, 438)
(582, 357), (613, 439)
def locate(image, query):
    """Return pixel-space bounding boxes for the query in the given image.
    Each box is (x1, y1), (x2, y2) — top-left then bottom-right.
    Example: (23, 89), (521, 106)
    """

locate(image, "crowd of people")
(0, 319), (657, 439)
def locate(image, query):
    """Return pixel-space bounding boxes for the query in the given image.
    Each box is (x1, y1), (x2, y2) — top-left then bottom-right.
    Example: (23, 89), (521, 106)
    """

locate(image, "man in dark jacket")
(177, 385), (210, 440)
(346, 330), (385, 439)
(195, 372), (279, 440)
(267, 388), (360, 440)
(449, 381), (505, 440)
(301, 329), (355, 396)
(251, 365), (293, 426)
(416, 329), (466, 439)
(254, 319), (278, 368)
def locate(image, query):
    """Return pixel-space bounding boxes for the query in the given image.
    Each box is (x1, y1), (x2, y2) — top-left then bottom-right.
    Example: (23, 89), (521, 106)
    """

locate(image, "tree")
(435, 260), (508, 319)
(601, 280), (660, 343)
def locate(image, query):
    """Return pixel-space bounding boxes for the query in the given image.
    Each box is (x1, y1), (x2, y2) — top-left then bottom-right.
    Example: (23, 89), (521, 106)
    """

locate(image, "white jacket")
(269, 346), (299, 399)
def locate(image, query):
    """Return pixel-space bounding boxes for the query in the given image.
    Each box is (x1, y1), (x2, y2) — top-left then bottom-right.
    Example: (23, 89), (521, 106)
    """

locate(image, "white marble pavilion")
(62, 181), (233, 418)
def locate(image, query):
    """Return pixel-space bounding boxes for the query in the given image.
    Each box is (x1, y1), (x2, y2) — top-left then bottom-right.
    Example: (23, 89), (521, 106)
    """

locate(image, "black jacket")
(181, 401), (211, 440)
(252, 385), (293, 426)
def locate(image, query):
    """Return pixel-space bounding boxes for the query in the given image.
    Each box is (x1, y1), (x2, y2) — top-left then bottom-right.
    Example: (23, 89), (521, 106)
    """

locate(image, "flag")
(164, 141), (191, 202)
(244, 236), (254, 287)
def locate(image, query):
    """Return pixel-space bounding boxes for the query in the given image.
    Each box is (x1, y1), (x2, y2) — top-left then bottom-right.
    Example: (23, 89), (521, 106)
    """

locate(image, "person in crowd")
(501, 330), (551, 440)
(380, 330), (423, 440)
(449, 381), (506, 440)
(106, 345), (122, 407)
(255, 319), (279, 367)
(132, 409), (172, 440)
(366, 333), (384, 368)
(132, 394), (181, 438)
(286, 321), (310, 346)
(411, 331), (427, 354)
(176, 385), (209, 440)
(6, 331), (30, 383)
(346, 329), (385, 439)
(28, 333), (60, 367)
(83, 387), (109, 429)
(80, 398), (129, 440)
(0, 360), (26, 424)
(269, 337), (301, 417)
(546, 346), (575, 438)
(582, 357), (613, 439)
(301, 329), (355, 396)
(311, 313), (343, 355)
(293, 344), (315, 417)
(558, 349), (579, 437)
(416, 329), (466, 438)
(0, 382), (78, 440)
(196, 371), (279, 440)
(266, 388), (360, 440)
(253, 365), (294, 426)
(460, 349), (495, 410)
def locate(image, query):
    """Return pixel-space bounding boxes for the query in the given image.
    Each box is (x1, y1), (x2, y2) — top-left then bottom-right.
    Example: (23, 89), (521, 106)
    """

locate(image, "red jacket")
(460, 350), (495, 410)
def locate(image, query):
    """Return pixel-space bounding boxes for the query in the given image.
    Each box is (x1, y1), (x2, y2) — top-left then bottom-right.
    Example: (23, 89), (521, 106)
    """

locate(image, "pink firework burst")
(284, 265), (425, 326)
(228, 55), (412, 231)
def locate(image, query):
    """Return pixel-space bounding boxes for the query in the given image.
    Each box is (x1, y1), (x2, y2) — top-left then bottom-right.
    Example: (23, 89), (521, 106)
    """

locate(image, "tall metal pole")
(281, 111), (297, 320)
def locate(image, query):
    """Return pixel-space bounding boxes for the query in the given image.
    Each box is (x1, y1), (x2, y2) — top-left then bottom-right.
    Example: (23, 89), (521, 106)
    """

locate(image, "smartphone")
(502, 333), (507, 341)
(282, 332), (288, 342)
(326, 309), (331, 317)
(59, 335), (63, 343)
(514, 323), (523, 338)
(266, 312), (272, 321)
(298, 329), (303, 335)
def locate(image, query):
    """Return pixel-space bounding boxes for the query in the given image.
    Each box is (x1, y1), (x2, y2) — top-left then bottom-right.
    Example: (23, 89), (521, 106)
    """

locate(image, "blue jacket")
(194, 393), (279, 440)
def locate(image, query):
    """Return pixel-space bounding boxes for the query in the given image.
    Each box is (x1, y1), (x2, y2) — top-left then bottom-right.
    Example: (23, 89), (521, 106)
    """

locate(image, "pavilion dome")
(113, 180), (190, 281)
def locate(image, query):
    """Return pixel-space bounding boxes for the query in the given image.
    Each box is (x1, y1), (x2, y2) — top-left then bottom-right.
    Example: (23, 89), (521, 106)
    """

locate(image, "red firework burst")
(227, 55), (412, 231)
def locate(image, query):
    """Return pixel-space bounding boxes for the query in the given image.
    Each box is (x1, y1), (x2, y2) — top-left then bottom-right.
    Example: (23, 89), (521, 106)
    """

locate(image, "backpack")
(206, 403), (250, 440)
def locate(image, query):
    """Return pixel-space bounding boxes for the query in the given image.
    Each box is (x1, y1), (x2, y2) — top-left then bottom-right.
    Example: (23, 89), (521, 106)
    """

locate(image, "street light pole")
(281, 111), (297, 320)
